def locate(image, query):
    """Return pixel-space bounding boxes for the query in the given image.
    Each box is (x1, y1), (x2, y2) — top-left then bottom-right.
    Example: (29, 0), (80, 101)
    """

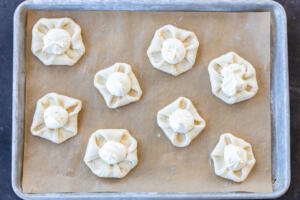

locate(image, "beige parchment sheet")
(23, 11), (271, 193)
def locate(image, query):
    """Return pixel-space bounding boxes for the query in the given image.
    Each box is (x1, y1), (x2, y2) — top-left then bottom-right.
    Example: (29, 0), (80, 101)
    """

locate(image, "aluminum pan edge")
(12, 0), (290, 199)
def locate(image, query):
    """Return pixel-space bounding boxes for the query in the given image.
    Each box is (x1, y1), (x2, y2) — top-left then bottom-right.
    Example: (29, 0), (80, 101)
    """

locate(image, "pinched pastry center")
(161, 38), (186, 64)
(105, 72), (132, 97)
(224, 144), (248, 171)
(98, 141), (128, 165)
(169, 108), (194, 134)
(42, 28), (71, 55)
(221, 64), (247, 97)
(43, 105), (69, 129)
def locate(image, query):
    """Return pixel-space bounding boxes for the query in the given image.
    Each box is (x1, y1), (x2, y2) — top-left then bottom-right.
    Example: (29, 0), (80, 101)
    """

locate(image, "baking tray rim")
(12, 0), (290, 199)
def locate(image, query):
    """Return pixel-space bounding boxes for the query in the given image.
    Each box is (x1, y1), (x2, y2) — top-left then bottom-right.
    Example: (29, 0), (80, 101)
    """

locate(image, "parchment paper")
(23, 11), (271, 193)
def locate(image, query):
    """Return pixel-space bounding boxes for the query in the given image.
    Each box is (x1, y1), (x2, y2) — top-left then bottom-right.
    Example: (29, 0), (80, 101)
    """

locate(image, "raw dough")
(84, 129), (138, 178)
(210, 133), (256, 182)
(208, 52), (258, 104)
(31, 17), (85, 66)
(30, 92), (82, 144)
(94, 63), (142, 109)
(157, 97), (206, 147)
(147, 25), (199, 76)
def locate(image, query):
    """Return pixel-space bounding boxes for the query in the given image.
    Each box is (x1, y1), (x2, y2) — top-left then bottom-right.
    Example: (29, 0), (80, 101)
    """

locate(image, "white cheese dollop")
(161, 38), (186, 64)
(98, 141), (127, 165)
(224, 144), (248, 171)
(43, 105), (69, 129)
(42, 28), (71, 55)
(105, 72), (132, 97)
(221, 64), (247, 97)
(169, 108), (194, 134)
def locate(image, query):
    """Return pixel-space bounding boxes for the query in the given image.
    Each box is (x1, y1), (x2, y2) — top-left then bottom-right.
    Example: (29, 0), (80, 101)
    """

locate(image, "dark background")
(0, 0), (299, 199)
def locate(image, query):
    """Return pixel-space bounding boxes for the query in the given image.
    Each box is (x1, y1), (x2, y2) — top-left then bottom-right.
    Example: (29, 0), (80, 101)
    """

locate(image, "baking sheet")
(23, 11), (271, 193)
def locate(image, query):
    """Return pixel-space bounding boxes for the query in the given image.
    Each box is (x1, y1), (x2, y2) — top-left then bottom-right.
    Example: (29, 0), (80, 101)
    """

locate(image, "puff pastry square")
(84, 129), (138, 178)
(208, 52), (258, 104)
(94, 63), (142, 109)
(147, 25), (199, 76)
(30, 92), (82, 144)
(157, 97), (206, 147)
(211, 133), (256, 182)
(31, 17), (85, 66)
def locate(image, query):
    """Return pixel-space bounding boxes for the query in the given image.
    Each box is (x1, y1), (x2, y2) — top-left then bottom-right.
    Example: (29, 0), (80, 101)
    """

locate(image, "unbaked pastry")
(30, 92), (82, 144)
(210, 133), (256, 182)
(31, 17), (85, 66)
(147, 25), (199, 76)
(84, 129), (138, 178)
(157, 97), (206, 147)
(208, 52), (258, 104)
(94, 63), (142, 109)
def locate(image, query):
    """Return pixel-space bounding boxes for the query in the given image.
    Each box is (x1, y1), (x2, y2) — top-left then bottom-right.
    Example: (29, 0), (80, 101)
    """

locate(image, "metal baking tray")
(12, 0), (290, 199)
